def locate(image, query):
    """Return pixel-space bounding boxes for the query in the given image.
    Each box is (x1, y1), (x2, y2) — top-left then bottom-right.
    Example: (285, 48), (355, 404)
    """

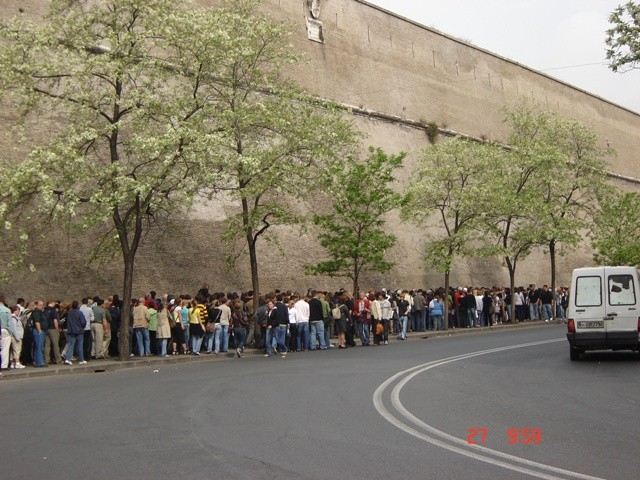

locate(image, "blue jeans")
(275, 325), (288, 354)
(465, 308), (475, 327)
(182, 323), (190, 349)
(265, 327), (274, 356)
(542, 304), (553, 321)
(399, 316), (408, 339)
(324, 320), (331, 348)
(529, 303), (539, 321)
(309, 321), (326, 349)
(234, 327), (246, 352)
(431, 315), (443, 331)
(416, 310), (426, 331)
(32, 330), (45, 366)
(297, 322), (309, 351)
(158, 338), (168, 356)
(135, 328), (150, 356)
(215, 324), (228, 353)
(204, 330), (215, 352)
(66, 333), (84, 362)
(360, 323), (370, 345)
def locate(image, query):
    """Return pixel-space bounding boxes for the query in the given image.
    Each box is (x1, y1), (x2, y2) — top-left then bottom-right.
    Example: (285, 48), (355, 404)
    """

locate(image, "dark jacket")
(274, 301), (289, 326)
(308, 298), (324, 322)
(66, 309), (87, 335)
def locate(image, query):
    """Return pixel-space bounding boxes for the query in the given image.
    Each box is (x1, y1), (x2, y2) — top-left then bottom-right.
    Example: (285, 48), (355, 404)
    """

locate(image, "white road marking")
(373, 338), (606, 480)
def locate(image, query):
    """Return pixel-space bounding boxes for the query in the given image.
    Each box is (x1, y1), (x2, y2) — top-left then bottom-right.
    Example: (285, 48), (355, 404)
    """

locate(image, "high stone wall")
(1, 0), (638, 299)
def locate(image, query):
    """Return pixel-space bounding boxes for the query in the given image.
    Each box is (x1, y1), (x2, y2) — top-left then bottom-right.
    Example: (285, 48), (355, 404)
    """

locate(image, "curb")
(0, 320), (562, 382)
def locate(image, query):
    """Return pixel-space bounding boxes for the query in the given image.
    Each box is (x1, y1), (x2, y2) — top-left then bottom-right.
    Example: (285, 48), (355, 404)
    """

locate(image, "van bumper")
(567, 332), (640, 351)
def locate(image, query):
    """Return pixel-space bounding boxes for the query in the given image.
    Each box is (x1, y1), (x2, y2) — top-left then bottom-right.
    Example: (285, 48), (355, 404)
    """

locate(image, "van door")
(605, 268), (639, 348)
(572, 273), (606, 336)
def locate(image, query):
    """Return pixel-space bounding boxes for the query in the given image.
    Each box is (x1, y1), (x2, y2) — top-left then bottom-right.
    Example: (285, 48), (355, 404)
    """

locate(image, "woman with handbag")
(156, 301), (172, 357)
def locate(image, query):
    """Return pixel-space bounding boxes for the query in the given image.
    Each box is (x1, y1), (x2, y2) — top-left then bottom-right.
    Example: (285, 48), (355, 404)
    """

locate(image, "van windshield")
(575, 276), (602, 307)
(608, 274), (636, 306)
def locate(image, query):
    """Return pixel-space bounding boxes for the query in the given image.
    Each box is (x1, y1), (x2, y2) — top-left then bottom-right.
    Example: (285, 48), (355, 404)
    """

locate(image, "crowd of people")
(0, 283), (567, 372)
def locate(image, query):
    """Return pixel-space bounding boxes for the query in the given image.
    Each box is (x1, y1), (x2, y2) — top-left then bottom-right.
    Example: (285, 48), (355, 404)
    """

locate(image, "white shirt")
(288, 308), (298, 324)
(79, 304), (94, 331)
(294, 299), (310, 323)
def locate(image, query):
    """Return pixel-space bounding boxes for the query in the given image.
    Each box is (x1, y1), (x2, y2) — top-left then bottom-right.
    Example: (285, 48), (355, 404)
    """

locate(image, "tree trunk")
(506, 257), (517, 323)
(118, 252), (135, 361)
(444, 270), (450, 331)
(248, 236), (260, 304)
(352, 260), (359, 298)
(549, 239), (557, 320)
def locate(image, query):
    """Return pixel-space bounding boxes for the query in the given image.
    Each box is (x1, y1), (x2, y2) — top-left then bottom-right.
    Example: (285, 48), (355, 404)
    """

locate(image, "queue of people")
(0, 283), (567, 373)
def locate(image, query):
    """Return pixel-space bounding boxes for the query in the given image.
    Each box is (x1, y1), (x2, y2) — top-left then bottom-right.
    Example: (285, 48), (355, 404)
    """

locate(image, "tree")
(475, 104), (561, 321)
(305, 147), (406, 296)
(402, 137), (497, 328)
(203, 1), (356, 305)
(591, 191), (640, 266)
(535, 117), (611, 312)
(605, 1), (640, 72)
(0, 0), (294, 359)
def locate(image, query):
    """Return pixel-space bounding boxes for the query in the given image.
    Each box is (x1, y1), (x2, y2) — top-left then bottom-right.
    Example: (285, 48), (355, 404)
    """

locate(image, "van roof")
(572, 266), (639, 275)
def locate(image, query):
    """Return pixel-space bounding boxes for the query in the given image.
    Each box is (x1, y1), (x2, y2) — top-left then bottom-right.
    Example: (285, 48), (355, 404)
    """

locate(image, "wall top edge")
(354, 0), (640, 118)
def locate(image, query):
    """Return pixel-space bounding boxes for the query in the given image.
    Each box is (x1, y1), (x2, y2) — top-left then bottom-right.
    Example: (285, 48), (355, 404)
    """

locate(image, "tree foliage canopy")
(402, 137), (497, 274)
(592, 191), (640, 266)
(305, 147), (405, 295)
(605, 1), (640, 72)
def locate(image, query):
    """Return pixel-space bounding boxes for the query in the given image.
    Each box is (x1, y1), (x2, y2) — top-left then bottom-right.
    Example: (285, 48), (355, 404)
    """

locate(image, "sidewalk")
(0, 320), (562, 381)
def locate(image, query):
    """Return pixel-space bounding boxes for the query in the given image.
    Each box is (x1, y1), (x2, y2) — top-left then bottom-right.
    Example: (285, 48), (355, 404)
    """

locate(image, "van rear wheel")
(569, 345), (582, 361)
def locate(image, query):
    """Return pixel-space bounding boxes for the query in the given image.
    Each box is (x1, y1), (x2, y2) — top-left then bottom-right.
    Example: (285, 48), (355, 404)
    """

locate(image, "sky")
(366, 0), (640, 113)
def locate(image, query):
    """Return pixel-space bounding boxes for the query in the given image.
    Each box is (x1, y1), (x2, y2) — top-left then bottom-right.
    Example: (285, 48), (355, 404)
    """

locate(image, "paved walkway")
(0, 320), (562, 381)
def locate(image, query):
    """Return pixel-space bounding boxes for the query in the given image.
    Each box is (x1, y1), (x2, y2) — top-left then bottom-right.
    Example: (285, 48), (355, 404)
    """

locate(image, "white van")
(566, 266), (640, 360)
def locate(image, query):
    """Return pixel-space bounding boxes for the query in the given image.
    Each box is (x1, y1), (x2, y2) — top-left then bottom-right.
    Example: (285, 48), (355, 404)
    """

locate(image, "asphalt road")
(1, 325), (638, 480)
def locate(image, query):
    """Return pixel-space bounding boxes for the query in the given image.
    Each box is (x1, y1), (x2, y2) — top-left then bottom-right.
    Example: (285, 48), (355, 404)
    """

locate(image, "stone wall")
(1, 0), (639, 299)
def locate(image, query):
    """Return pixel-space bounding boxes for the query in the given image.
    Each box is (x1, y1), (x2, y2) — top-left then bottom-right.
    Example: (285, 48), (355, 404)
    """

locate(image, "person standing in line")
(189, 296), (207, 355)
(147, 299), (158, 355)
(412, 289), (426, 332)
(540, 285), (554, 322)
(264, 300), (277, 357)
(231, 299), (249, 357)
(335, 294), (349, 349)
(293, 295), (310, 352)
(287, 296), (298, 353)
(320, 292), (333, 348)
(9, 304), (25, 368)
(397, 292), (410, 340)
(132, 298), (151, 356)
(43, 299), (62, 365)
(369, 293), (382, 345)
(0, 296), (14, 372)
(107, 296), (121, 357)
(481, 291), (494, 327)
(272, 295), (289, 357)
(90, 298), (107, 359)
(170, 299), (188, 355)
(429, 293), (444, 331)
(308, 291), (326, 350)
(79, 298), (94, 361)
(214, 297), (230, 354)
(31, 300), (46, 367)
(379, 293), (393, 345)
(156, 301), (171, 357)
(64, 300), (87, 365)
(353, 292), (370, 346)
(100, 298), (113, 358)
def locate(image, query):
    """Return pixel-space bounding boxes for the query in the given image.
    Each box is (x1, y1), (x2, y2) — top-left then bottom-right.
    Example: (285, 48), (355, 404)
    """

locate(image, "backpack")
(332, 306), (342, 320)
(20, 309), (34, 331)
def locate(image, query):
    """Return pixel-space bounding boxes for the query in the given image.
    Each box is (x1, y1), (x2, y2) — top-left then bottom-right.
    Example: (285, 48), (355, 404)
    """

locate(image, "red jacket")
(352, 297), (371, 324)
